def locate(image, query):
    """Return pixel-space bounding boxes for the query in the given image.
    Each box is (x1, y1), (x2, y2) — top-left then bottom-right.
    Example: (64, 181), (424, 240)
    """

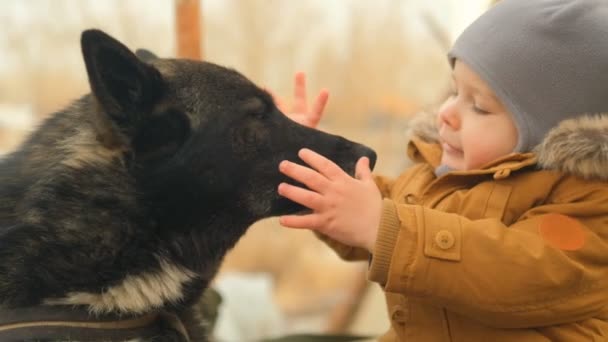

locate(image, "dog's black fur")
(0, 29), (376, 341)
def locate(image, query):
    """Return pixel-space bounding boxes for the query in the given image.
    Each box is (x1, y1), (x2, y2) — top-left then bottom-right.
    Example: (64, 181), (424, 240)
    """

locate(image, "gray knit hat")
(448, 0), (608, 152)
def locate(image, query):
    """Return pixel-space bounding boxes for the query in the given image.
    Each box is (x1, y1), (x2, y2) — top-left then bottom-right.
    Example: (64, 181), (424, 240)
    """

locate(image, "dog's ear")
(135, 48), (159, 62)
(132, 108), (191, 163)
(81, 29), (163, 128)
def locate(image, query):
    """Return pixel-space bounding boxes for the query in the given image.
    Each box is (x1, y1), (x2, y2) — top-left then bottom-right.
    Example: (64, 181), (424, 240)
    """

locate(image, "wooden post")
(175, 0), (202, 59)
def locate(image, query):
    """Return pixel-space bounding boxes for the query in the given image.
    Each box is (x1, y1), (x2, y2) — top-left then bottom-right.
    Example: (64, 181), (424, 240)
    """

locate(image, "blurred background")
(0, 0), (493, 340)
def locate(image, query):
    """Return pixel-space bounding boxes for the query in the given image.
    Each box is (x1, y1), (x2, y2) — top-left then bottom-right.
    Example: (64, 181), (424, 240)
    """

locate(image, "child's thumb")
(355, 157), (372, 180)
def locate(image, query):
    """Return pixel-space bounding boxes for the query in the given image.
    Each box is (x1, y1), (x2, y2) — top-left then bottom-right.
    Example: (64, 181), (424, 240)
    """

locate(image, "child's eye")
(472, 105), (490, 114)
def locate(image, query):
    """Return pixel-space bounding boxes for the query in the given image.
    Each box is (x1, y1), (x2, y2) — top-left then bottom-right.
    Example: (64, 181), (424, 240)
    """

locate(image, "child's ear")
(81, 29), (164, 130)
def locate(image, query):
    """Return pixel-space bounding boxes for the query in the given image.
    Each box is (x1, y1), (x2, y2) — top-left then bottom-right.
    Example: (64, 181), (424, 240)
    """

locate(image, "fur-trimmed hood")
(406, 111), (608, 181)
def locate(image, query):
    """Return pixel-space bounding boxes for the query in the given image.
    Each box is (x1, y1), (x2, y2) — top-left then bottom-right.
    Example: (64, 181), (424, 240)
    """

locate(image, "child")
(275, 0), (608, 340)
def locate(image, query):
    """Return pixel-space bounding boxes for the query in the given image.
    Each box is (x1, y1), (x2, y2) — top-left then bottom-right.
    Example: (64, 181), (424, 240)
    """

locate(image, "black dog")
(0, 29), (376, 341)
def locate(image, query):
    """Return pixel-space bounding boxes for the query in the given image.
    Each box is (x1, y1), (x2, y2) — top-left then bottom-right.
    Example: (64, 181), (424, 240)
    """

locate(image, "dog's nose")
(335, 137), (377, 171)
(351, 143), (377, 170)
(367, 150), (377, 170)
(360, 147), (377, 170)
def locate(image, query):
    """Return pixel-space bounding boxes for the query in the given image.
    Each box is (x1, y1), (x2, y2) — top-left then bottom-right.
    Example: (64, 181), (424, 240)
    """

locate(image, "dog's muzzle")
(0, 306), (190, 341)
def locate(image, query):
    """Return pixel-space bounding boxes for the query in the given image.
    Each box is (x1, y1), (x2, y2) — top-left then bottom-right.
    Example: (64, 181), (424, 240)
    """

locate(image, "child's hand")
(266, 72), (329, 129)
(278, 149), (382, 252)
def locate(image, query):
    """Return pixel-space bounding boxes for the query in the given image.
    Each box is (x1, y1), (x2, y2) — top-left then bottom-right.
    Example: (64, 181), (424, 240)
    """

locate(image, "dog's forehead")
(152, 59), (257, 94)
(149, 58), (271, 125)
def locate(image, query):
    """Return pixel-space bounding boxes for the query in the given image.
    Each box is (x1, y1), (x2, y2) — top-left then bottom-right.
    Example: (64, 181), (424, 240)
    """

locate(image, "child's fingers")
(355, 157), (373, 181)
(277, 182), (323, 210)
(293, 72), (308, 114)
(309, 89), (329, 127)
(298, 148), (347, 180)
(279, 213), (322, 230)
(279, 160), (328, 192)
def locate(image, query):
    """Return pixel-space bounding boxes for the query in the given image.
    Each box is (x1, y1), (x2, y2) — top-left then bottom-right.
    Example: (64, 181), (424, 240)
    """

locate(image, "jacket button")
(405, 194), (417, 204)
(493, 168), (511, 179)
(435, 230), (455, 249)
(390, 305), (408, 324)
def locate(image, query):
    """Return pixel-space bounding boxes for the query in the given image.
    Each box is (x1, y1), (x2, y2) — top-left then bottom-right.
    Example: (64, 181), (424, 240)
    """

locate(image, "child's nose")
(437, 96), (461, 130)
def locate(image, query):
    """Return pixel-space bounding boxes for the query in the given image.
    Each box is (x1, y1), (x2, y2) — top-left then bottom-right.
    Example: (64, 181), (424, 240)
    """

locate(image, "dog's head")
(81, 29), (376, 226)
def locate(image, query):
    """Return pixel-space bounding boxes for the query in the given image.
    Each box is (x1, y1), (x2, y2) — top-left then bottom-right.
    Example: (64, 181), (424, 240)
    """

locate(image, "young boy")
(275, 0), (608, 340)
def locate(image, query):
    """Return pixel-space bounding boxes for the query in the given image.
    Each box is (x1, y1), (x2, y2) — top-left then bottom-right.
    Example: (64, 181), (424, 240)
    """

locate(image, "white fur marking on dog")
(44, 259), (197, 315)
(60, 128), (126, 169)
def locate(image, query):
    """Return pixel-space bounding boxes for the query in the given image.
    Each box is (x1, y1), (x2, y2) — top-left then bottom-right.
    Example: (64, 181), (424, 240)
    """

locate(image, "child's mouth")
(442, 141), (463, 155)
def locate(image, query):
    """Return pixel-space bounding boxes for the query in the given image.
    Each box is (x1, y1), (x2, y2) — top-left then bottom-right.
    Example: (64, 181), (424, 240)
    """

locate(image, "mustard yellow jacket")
(321, 113), (608, 341)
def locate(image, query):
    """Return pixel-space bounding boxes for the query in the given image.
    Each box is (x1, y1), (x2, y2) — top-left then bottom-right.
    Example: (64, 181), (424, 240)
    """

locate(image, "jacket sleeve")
(314, 174), (397, 261)
(374, 174), (396, 199)
(314, 233), (369, 261)
(368, 178), (608, 329)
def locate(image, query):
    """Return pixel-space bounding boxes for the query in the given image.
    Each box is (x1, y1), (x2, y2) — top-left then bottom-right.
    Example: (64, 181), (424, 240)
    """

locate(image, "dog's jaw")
(43, 257), (197, 315)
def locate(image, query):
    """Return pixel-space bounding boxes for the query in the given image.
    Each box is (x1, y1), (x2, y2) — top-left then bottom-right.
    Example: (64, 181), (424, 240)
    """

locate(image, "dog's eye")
(242, 98), (267, 120)
(250, 110), (266, 119)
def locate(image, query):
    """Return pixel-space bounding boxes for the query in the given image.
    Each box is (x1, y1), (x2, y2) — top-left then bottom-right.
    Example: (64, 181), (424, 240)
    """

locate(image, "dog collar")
(0, 306), (189, 341)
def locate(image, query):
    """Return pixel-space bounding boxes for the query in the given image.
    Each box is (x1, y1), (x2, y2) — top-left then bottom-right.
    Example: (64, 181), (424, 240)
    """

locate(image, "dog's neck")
(43, 258), (198, 315)
(0, 107), (255, 317)
(1, 165), (248, 316)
